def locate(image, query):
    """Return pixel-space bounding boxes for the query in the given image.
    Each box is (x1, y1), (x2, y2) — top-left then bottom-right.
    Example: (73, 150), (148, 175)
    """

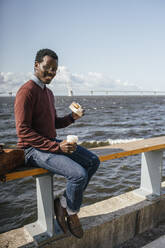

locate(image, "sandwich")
(72, 102), (80, 109)
(69, 102), (83, 117)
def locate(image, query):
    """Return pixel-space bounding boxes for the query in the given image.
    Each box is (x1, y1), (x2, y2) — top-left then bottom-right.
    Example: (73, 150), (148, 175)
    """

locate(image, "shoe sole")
(67, 218), (83, 239)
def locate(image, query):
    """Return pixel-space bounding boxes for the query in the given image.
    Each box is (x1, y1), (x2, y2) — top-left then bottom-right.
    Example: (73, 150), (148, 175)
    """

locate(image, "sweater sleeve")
(55, 112), (75, 129)
(14, 88), (61, 153)
(51, 92), (75, 129)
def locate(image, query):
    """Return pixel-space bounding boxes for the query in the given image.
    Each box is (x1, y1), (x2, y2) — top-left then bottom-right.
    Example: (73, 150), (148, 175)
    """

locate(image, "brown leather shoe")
(67, 214), (84, 239)
(54, 198), (68, 233)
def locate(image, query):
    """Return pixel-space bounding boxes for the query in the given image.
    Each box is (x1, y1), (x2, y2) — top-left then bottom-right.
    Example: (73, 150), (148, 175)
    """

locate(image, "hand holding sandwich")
(69, 102), (85, 120)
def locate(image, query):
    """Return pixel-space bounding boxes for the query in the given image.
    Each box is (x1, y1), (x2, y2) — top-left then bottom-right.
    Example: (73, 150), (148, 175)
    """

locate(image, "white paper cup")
(67, 135), (78, 144)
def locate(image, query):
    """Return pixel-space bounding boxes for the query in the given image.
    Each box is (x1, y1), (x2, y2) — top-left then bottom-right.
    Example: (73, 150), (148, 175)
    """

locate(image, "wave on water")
(5, 138), (144, 149)
(79, 138), (143, 148)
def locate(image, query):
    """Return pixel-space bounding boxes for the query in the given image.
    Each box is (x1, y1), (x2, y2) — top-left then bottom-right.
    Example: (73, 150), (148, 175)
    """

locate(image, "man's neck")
(31, 75), (45, 90)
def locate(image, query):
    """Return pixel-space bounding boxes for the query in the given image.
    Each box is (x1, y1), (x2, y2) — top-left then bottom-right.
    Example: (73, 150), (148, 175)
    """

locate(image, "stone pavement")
(142, 234), (165, 248)
(117, 221), (165, 248)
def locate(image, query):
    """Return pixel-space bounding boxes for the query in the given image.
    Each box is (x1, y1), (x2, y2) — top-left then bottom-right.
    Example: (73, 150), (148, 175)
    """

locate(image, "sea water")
(0, 95), (165, 233)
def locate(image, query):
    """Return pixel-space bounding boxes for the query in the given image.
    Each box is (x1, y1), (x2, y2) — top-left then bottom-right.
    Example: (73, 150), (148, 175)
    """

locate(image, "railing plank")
(99, 144), (165, 162)
(5, 168), (48, 181)
(93, 136), (165, 161)
(2, 136), (165, 182)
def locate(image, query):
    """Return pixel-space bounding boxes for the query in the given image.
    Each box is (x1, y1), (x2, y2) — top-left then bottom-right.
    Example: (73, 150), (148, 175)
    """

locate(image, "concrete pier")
(1, 182), (165, 248)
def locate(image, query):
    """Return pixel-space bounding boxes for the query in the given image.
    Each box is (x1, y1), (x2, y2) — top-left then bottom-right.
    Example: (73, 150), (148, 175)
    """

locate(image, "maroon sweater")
(14, 80), (74, 153)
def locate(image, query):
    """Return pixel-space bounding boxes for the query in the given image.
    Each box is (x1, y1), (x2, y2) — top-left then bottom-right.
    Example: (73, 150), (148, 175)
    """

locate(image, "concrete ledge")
(0, 228), (34, 248)
(1, 182), (165, 248)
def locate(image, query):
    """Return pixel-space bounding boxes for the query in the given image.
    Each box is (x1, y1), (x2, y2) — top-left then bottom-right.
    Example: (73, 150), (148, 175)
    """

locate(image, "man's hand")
(59, 140), (77, 153)
(72, 109), (85, 120)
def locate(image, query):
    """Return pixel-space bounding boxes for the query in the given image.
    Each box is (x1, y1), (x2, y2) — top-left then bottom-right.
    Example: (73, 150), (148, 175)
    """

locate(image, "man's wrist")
(69, 113), (75, 122)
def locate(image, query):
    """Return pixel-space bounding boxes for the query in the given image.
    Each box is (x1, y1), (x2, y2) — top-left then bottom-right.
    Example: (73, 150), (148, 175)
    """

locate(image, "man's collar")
(31, 75), (45, 90)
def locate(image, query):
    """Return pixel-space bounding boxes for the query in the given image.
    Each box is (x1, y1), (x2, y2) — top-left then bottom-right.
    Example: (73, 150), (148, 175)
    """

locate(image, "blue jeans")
(24, 142), (100, 212)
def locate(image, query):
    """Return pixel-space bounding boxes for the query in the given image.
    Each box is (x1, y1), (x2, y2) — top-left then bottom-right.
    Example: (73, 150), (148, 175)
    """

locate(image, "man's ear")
(34, 61), (39, 71)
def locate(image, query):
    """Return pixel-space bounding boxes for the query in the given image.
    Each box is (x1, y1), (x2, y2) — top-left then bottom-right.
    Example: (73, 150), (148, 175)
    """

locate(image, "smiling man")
(14, 48), (100, 239)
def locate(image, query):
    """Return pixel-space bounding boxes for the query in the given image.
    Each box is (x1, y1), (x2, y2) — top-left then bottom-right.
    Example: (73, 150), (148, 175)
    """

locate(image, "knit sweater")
(14, 80), (74, 153)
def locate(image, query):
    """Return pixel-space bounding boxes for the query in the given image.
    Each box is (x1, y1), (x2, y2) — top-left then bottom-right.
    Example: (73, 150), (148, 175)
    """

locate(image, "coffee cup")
(67, 135), (78, 144)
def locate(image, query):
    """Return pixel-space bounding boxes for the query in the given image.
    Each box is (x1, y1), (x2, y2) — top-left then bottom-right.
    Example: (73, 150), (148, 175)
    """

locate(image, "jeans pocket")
(24, 147), (35, 165)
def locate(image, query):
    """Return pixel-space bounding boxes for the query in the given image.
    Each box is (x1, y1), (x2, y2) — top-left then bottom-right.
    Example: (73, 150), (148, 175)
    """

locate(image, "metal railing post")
(25, 173), (57, 245)
(134, 150), (163, 200)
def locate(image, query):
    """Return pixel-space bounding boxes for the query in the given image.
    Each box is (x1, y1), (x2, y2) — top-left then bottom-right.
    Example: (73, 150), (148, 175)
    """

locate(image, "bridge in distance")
(1, 90), (165, 96)
(89, 90), (165, 95)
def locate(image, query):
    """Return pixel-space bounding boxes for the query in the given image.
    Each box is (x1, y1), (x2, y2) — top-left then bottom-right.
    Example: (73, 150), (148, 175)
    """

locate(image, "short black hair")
(35, 48), (58, 63)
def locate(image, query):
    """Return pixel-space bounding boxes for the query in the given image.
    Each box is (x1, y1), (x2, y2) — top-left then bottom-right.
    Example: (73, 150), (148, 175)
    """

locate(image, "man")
(14, 48), (100, 239)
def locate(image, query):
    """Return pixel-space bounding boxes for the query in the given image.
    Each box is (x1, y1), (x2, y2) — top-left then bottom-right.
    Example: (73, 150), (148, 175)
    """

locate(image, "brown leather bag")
(0, 146), (25, 176)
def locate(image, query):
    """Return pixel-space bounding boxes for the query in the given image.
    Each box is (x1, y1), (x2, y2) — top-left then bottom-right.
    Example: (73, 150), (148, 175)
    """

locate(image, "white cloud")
(0, 72), (33, 95)
(0, 66), (140, 96)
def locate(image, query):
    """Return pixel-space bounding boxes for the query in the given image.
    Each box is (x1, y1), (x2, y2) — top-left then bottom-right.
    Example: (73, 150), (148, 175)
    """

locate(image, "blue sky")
(1, 0), (165, 95)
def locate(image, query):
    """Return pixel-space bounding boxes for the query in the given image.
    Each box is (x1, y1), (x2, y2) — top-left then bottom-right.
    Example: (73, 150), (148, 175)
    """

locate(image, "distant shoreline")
(1, 94), (165, 97)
